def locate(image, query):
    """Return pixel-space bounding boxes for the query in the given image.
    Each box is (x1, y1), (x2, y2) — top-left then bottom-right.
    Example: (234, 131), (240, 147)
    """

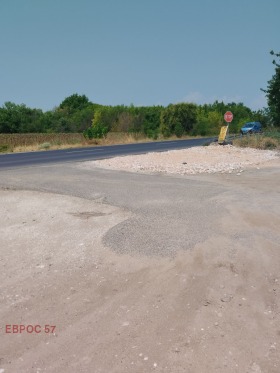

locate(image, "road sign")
(218, 125), (228, 143)
(224, 111), (233, 123)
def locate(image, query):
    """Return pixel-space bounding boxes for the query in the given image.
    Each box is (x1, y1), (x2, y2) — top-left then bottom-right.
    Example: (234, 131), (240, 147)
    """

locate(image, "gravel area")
(1, 158), (280, 372)
(87, 144), (279, 175)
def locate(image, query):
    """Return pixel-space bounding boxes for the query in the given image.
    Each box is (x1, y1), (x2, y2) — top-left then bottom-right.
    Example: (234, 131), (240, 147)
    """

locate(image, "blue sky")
(0, 0), (279, 111)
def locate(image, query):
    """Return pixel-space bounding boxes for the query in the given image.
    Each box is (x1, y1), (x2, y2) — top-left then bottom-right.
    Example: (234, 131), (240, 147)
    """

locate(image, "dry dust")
(1, 172), (280, 373)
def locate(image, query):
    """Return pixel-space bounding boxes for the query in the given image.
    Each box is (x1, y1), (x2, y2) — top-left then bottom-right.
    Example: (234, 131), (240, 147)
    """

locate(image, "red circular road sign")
(224, 111), (233, 123)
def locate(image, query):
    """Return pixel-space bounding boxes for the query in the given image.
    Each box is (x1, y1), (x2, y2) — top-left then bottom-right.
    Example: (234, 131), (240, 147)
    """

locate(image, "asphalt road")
(0, 137), (214, 169)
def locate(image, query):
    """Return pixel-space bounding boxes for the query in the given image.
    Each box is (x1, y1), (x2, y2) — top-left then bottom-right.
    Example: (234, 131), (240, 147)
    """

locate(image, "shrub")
(174, 122), (184, 138)
(39, 142), (51, 150)
(264, 129), (280, 139)
(233, 134), (279, 150)
(83, 123), (109, 139)
(0, 144), (11, 152)
(146, 129), (159, 140)
(260, 137), (278, 149)
(191, 120), (209, 136)
(83, 128), (93, 139)
(160, 103), (197, 136)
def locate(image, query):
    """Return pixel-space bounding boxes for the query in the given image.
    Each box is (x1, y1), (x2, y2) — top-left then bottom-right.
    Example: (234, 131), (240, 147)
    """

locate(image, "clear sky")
(0, 0), (279, 111)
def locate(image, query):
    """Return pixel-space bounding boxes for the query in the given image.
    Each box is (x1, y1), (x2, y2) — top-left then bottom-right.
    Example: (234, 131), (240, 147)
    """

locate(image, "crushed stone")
(83, 144), (279, 175)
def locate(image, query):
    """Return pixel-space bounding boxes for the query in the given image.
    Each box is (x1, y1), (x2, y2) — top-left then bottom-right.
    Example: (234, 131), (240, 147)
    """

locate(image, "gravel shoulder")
(80, 144), (279, 175)
(1, 150), (280, 373)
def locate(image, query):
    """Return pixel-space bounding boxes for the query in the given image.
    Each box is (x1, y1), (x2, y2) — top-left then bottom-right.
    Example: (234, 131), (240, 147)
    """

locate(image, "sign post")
(218, 126), (228, 143)
(224, 111), (233, 123)
(218, 112), (234, 144)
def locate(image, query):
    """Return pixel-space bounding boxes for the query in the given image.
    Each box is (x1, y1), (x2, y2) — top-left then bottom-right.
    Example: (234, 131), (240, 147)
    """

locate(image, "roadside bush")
(160, 119), (171, 137)
(39, 142), (51, 150)
(0, 144), (11, 152)
(264, 129), (280, 139)
(191, 119), (209, 136)
(260, 137), (278, 149)
(233, 134), (279, 150)
(174, 123), (184, 138)
(146, 129), (159, 140)
(83, 127), (94, 140)
(160, 103), (197, 136)
(192, 109), (223, 136)
(83, 122), (109, 139)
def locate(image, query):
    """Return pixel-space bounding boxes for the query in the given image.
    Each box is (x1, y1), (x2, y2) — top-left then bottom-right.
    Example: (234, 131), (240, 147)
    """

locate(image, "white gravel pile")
(84, 144), (279, 175)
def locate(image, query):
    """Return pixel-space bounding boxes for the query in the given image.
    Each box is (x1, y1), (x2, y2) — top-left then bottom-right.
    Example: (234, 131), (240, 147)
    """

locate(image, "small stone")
(221, 294), (233, 303)
(250, 362), (262, 372)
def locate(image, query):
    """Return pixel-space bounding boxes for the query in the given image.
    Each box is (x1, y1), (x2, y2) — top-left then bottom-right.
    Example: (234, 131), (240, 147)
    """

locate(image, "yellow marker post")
(218, 125), (228, 144)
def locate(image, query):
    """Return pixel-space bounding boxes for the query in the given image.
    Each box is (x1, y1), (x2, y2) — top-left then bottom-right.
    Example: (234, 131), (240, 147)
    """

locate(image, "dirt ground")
(1, 156), (280, 373)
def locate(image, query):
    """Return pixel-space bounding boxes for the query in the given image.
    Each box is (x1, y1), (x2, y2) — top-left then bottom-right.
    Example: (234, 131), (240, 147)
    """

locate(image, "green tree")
(56, 94), (98, 132)
(262, 50), (280, 126)
(92, 106), (119, 131)
(174, 122), (184, 137)
(252, 108), (270, 127)
(193, 109), (223, 136)
(190, 101), (258, 136)
(70, 106), (96, 132)
(59, 93), (90, 113)
(141, 106), (163, 136)
(160, 103), (197, 136)
(0, 102), (44, 133)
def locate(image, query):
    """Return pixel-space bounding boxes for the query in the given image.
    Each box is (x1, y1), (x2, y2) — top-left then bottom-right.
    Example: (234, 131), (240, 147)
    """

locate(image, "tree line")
(0, 95), (268, 139)
(1, 50), (278, 138)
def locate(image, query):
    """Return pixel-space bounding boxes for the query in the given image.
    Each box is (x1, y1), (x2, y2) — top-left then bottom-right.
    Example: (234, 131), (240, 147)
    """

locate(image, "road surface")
(0, 137), (213, 169)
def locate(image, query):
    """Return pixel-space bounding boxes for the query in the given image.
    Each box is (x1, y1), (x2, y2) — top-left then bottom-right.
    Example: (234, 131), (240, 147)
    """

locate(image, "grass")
(233, 132), (280, 150)
(0, 132), (204, 153)
(0, 133), (88, 153)
(2, 131), (279, 153)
